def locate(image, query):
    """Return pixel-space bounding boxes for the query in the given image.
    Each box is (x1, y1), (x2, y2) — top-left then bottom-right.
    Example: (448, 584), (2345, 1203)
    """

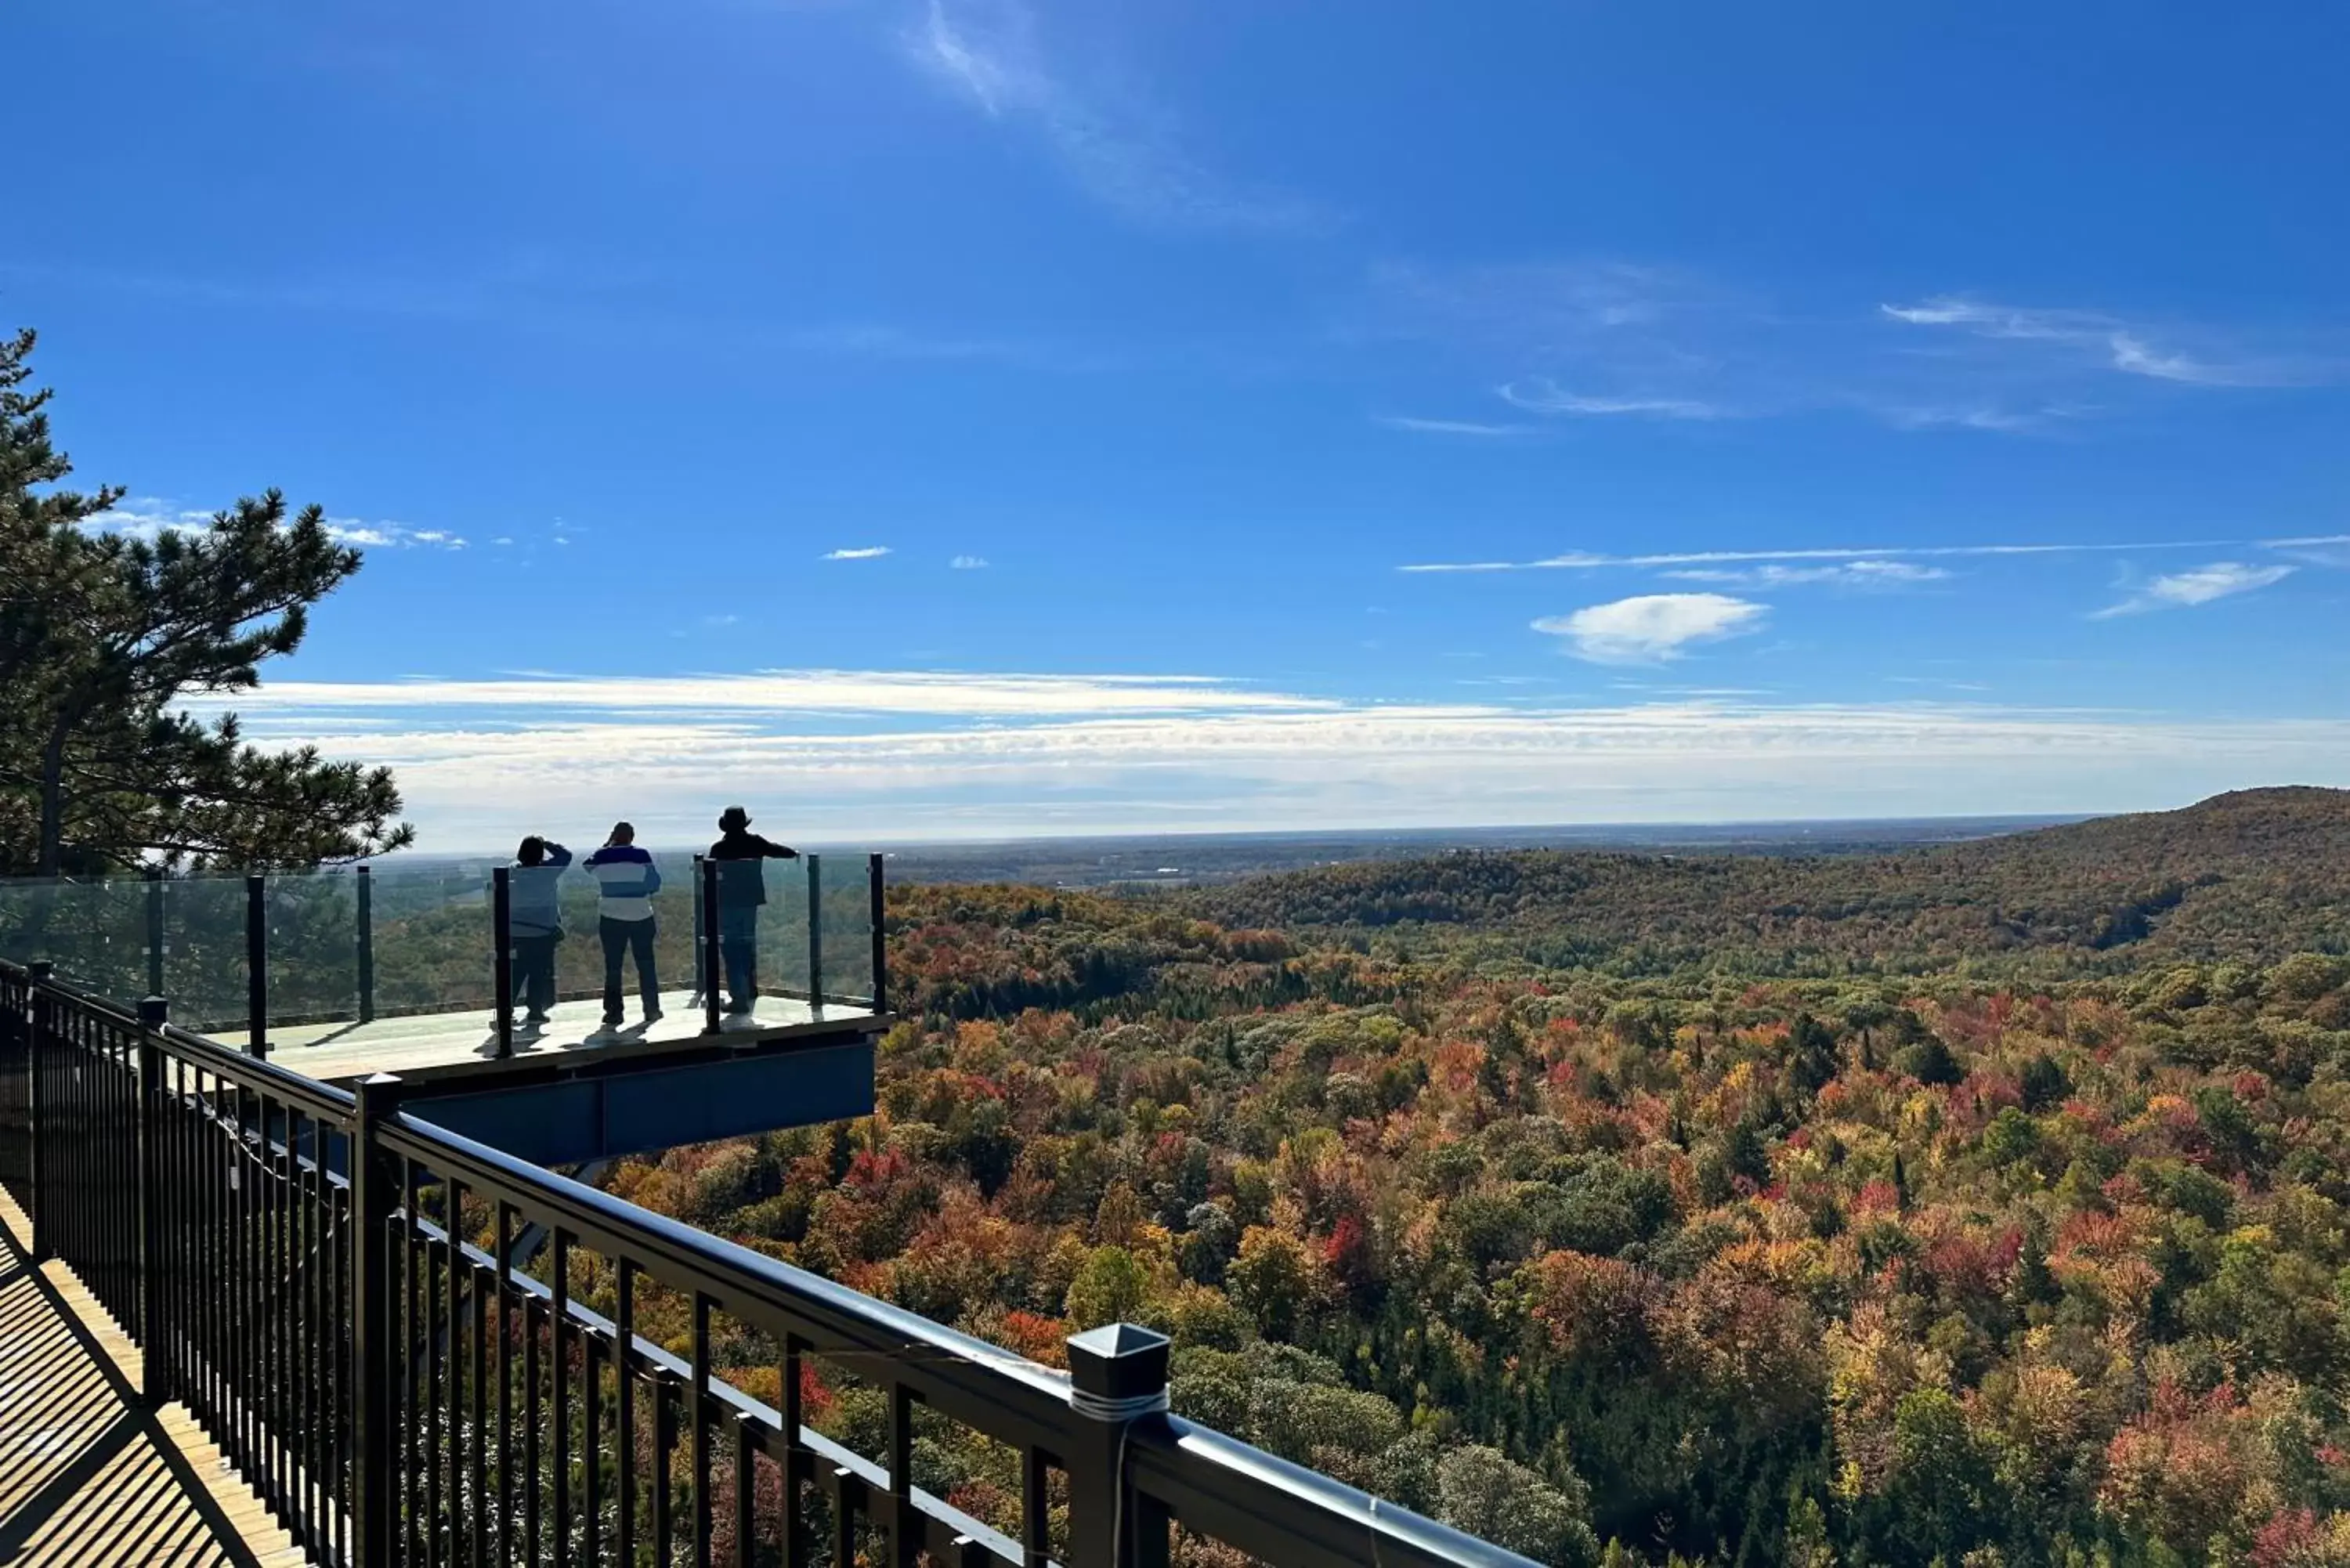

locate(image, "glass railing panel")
(0, 876), (150, 1002)
(361, 860), (498, 1018)
(548, 845), (697, 1011)
(160, 876), (252, 1033)
(817, 853), (877, 1008)
(266, 873), (362, 1026)
(755, 853), (813, 1003)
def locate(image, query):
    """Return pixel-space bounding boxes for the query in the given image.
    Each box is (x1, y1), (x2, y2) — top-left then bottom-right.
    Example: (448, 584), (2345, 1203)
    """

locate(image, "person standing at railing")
(584, 822), (663, 1029)
(707, 805), (797, 1017)
(506, 835), (571, 1027)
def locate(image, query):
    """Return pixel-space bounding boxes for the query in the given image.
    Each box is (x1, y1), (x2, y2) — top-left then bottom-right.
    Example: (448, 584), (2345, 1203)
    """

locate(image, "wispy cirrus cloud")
(1882, 296), (2325, 388)
(2093, 562), (2297, 619)
(908, 0), (1328, 233)
(1498, 378), (1722, 421)
(1394, 535), (2344, 575)
(1357, 259), (2338, 437)
(822, 546), (893, 561)
(1662, 561), (1950, 590)
(1533, 594), (1770, 664)
(1372, 414), (1538, 438)
(950, 555), (991, 569)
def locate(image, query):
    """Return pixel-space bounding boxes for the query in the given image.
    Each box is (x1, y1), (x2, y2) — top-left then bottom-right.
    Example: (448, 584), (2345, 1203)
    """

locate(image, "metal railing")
(0, 957), (1536, 1568)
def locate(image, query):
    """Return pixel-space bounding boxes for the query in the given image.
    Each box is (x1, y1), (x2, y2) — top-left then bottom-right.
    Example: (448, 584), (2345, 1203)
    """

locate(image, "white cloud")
(1878, 405), (2073, 434)
(909, 0), (1326, 233)
(1499, 378), (1720, 420)
(83, 502), (468, 551)
(1532, 594), (1769, 663)
(1882, 296), (2308, 388)
(1662, 560), (1950, 589)
(822, 546), (892, 561)
(1373, 415), (1537, 437)
(217, 670), (2350, 848)
(949, 555), (991, 569)
(2094, 562), (2296, 619)
(197, 667), (1338, 719)
(1401, 537), (2258, 574)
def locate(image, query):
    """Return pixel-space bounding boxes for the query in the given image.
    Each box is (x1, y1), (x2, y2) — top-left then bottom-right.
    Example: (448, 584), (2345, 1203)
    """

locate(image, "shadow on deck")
(0, 1196), (305, 1567)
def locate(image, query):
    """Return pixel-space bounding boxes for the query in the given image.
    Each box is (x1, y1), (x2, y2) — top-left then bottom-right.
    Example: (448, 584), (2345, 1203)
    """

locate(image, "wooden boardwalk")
(210, 988), (879, 1086)
(0, 1194), (307, 1568)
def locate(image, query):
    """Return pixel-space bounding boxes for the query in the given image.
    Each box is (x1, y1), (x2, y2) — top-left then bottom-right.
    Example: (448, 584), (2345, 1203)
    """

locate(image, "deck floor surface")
(0, 1193), (307, 1567)
(220, 988), (877, 1085)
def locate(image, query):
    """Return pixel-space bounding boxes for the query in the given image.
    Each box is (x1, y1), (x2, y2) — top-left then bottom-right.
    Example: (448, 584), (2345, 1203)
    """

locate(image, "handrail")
(0, 955), (1543, 1568)
(374, 1107), (1082, 1449)
(403, 1205), (1036, 1566)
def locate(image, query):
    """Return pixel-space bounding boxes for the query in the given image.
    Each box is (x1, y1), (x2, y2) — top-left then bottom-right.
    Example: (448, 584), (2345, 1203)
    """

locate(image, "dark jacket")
(708, 830), (796, 909)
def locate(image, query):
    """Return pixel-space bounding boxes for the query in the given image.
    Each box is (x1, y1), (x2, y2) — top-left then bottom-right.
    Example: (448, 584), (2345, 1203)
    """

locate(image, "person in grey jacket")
(507, 835), (572, 1024)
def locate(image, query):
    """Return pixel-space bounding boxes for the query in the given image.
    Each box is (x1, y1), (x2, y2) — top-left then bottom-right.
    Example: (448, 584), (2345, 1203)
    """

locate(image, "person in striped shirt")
(583, 822), (663, 1028)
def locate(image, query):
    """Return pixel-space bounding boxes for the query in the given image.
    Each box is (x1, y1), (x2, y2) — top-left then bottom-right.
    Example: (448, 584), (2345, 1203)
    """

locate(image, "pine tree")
(0, 327), (413, 873)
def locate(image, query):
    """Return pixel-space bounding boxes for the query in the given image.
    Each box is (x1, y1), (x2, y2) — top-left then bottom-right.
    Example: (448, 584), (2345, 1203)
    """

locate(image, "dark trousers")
(601, 916), (658, 1020)
(719, 907), (758, 1012)
(512, 932), (559, 1019)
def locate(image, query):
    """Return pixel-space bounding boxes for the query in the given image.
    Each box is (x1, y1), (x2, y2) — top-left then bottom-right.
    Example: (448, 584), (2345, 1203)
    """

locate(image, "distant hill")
(1189, 786), (2350, 977)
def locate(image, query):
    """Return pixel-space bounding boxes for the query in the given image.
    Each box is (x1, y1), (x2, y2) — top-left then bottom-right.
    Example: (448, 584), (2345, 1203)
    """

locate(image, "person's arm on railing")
(757, 836), (798, 860)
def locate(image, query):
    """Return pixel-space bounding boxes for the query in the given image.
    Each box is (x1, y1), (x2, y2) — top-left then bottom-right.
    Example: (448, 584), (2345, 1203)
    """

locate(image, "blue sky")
(12, 0), (2350, 847)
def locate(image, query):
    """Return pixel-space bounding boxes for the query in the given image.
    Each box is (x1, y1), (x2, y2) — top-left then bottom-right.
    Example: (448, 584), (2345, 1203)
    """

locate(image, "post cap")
(352, 1071), (406, 1115)
(1065, 1322), (1171, 1405)
(28, 959), (54, 979)
(138, 995), (169, 1028)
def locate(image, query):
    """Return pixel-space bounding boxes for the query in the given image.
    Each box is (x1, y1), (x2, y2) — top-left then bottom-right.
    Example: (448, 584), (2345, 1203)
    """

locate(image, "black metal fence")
(0, 958), (1537, 1568)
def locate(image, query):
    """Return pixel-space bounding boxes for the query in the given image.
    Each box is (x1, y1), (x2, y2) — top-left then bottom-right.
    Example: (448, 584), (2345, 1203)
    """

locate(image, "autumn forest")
(566, 788), (2350, 1566)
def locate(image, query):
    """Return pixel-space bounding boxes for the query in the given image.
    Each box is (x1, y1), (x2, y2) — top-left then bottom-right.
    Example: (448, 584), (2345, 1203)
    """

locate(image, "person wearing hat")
(707, 806), (798, 1016)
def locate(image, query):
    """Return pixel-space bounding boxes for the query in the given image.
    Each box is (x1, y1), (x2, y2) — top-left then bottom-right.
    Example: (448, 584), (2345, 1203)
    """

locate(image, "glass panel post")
(806, 854), (824, 1012)
(492, 867), (513, 1058)
(356, 865), (375, 1023)
(244, 873), (269, 1059)
(700, 857), (721, 1035)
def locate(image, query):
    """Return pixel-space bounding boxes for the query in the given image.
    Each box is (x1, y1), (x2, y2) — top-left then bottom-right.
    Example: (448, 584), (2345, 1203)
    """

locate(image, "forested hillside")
(594, 792), (2350, 1566)
(1191, 789), (2350, 979)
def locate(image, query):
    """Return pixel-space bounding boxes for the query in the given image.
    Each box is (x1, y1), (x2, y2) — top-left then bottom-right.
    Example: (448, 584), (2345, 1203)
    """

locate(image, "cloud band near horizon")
(197, 665), (2350, 851)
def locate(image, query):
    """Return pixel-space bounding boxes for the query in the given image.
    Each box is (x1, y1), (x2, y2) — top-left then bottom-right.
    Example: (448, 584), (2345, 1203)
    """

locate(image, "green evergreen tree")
(0, 328), (411, 873)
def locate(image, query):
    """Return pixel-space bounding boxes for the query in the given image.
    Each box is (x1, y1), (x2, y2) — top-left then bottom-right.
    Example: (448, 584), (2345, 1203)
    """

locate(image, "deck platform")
(0, 1194), (307, 1567)
(216, 990), (888, 1167)
(219, 988), (880, 1087)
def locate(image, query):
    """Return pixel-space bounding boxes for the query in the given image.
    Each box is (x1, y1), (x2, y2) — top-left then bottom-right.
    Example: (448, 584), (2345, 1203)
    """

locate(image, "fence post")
(493, 867), (514, 1059)
(356, 865), (375, 1024)
(806, 854), (824, 1012)
(868, 853), (888, 1014)
(700, 858), (721, 1036)
(244, 874), (269, 1060)
(25, 959), (53, 1260)
(144, 867), (165, 998)
(1064, 1323), (1173, 1568)
(136, 995), (168, 1407)
(349, 1072), (405, 1568)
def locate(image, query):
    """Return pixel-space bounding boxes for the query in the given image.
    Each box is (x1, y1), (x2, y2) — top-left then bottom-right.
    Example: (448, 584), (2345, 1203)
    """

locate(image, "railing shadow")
(0, 1214), (282, 1567)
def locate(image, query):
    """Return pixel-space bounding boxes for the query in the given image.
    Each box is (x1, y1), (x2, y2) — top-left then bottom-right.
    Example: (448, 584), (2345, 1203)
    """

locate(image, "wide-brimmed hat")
(718, 805), (751, 830)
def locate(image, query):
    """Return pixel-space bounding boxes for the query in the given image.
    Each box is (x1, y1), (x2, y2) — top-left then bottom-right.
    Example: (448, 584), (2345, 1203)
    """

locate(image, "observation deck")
(0, 850), (888, 1165)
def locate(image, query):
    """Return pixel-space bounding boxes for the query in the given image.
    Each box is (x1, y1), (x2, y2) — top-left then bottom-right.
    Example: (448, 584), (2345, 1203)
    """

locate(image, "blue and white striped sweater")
(582, 844), (662, 922)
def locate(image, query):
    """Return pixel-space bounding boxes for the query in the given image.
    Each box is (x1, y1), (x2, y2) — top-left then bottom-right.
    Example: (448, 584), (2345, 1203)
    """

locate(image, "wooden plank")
(0, 1189), (311, 1567)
